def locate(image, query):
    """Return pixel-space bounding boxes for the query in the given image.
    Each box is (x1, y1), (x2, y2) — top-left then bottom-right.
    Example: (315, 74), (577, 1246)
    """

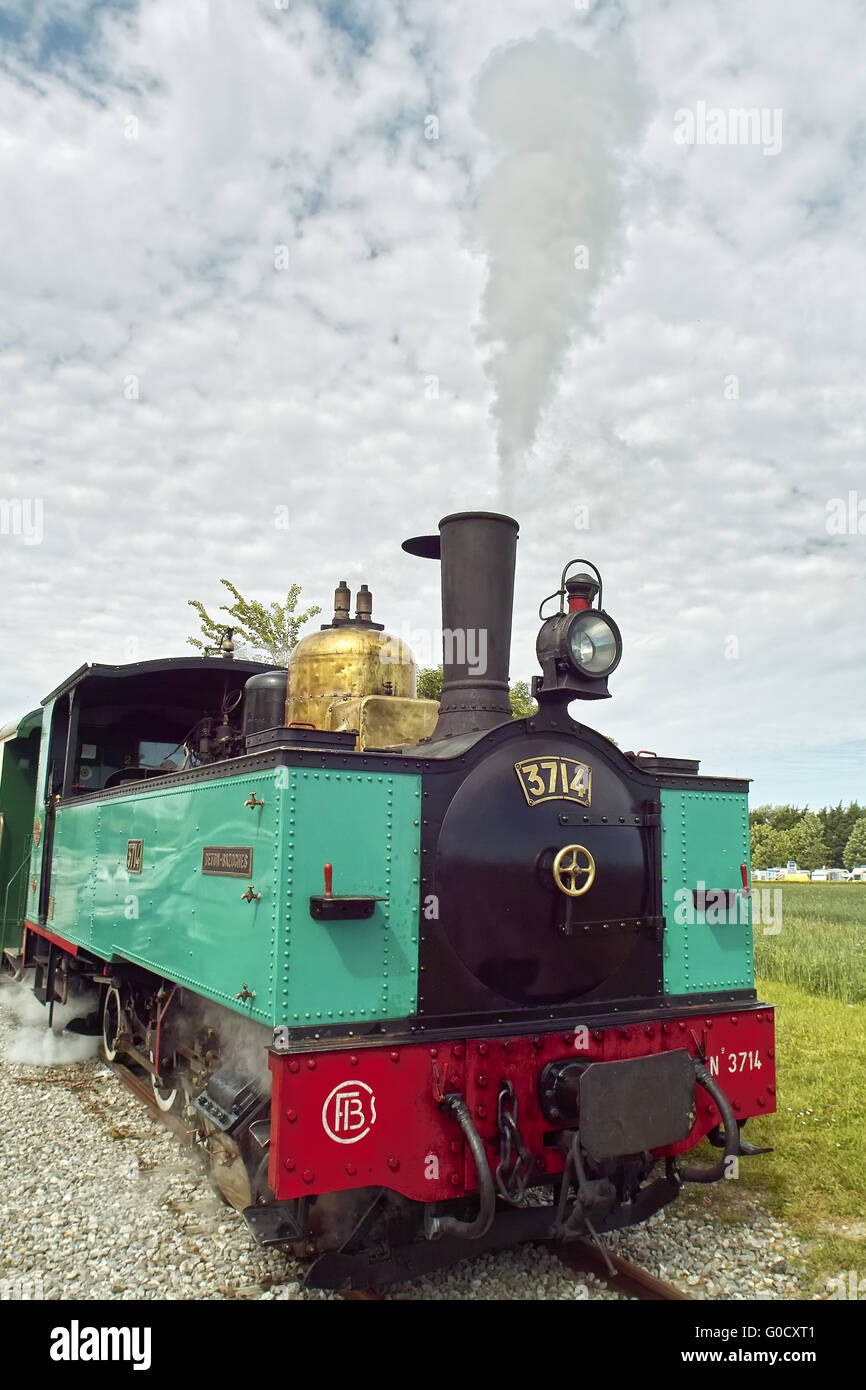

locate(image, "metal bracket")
(692, 889), (746, 913)
(310, 895), (388, 922)
(242, 1203), (303, 1246)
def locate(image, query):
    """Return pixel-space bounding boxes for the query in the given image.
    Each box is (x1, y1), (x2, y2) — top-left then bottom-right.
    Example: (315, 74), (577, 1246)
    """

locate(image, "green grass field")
(753, 881), (866, 1003)
(691, 883), (866, 1295)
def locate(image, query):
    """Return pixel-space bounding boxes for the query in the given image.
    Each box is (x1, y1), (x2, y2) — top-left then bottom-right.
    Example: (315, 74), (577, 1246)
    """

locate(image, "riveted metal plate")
(661, 788), (753, 995)
(280, 768), (421, 1025)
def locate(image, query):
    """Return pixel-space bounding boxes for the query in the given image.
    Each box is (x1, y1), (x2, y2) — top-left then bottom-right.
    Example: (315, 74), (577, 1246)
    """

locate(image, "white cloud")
(0, 0), (864, 807)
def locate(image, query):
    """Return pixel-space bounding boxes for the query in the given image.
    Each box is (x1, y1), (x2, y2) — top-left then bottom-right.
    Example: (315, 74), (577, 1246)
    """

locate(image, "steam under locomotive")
(0, 511), (775, 1288)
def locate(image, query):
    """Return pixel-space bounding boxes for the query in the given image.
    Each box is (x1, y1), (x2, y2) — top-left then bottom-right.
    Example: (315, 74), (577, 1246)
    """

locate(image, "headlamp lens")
(568, 613), (619, 675)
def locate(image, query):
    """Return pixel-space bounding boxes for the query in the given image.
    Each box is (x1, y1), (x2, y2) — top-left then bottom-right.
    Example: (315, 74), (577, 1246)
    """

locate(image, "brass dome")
(285, 623), (417, 730)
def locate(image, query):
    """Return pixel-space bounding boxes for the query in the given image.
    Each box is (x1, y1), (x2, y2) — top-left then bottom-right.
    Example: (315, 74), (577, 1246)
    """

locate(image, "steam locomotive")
(0, 511), (774, 1288)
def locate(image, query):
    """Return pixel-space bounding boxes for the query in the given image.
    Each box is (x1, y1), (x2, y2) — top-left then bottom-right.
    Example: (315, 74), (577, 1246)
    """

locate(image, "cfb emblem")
(514, 756), (591, 808)
(322, 1080), (377, 1144)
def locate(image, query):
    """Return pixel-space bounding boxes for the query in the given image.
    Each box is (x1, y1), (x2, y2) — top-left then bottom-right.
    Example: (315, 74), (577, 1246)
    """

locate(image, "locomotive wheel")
(149, 1056), (180, 1114)
(100, 985), (123, 1063)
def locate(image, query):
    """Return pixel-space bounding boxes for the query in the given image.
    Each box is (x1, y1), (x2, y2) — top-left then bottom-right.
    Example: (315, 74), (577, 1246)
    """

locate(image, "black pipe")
(403, 511), (519, 740)
(678, 1060), (740, 1184)
(424, 1093), (497, 1240)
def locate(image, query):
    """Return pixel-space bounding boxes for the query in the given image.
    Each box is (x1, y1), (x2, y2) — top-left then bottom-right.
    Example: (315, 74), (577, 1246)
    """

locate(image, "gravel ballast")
(0, 978), (806, 1301)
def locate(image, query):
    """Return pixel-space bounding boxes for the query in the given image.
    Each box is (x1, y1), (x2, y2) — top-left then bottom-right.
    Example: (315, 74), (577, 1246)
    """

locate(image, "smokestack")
(403, 511), (518, 740)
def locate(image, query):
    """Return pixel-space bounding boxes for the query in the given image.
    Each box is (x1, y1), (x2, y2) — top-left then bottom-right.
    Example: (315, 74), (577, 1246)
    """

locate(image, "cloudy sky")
(1, 0), (864, 809)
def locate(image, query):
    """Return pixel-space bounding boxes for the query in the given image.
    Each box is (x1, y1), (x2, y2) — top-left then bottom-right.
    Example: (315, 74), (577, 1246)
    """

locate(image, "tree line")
(749, 803), (866, 872)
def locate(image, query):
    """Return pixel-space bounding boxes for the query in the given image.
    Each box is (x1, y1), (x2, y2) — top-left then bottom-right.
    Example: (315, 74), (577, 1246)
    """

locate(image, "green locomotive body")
(45, 757), (422, 1028)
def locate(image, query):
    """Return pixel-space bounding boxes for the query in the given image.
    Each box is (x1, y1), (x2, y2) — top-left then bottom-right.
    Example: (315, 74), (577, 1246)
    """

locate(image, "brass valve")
(552, 844), (596, 898)
(240, 886), (260, 903)
(244, 792), (264, 810)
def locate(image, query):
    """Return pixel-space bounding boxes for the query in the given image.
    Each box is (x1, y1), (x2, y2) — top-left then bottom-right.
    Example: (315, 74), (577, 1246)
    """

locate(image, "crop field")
(753, 882), (866, 1003)
(691, 882), (866, 1294)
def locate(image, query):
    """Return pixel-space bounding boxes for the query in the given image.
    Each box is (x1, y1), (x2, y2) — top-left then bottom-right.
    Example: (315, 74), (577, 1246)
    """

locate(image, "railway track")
(553, 1238), (692, 1300)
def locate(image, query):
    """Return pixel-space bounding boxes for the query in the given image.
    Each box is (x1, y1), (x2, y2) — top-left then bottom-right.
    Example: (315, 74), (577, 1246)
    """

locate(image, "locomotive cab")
(38, 657), (272, 799)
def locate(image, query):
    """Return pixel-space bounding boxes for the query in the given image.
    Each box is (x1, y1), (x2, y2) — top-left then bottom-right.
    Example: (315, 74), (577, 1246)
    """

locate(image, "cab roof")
(42, 656), (274, 707)
(0, 707), (43, 743)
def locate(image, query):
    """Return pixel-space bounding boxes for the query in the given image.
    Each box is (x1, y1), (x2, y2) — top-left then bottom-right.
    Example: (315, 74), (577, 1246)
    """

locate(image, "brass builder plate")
(201, 846), (253, 877)
(126, 839), (143, 873)
(514, 757), (592, 808)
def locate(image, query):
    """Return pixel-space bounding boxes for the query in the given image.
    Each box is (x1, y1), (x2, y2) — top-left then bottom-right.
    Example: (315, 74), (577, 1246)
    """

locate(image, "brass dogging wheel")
(552, 844), (596, 898)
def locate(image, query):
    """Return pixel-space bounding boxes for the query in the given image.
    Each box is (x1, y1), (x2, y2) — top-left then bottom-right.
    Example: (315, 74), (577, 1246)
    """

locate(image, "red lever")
(740, 863), (750, 894)
(323, 863), (333, 898)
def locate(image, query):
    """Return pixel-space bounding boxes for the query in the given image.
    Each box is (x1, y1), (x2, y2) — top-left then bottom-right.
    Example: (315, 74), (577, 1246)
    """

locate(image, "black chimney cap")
(403, 511), (517, 559)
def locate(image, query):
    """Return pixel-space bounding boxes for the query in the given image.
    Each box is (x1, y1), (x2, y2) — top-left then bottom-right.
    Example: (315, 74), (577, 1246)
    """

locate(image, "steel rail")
(553, 1237), (693, 1300)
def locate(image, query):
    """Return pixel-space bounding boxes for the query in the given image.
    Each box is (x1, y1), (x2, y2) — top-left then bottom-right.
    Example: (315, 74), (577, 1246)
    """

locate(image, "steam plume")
(1, 977), (100, 1064)
(472, 32), (646, 493)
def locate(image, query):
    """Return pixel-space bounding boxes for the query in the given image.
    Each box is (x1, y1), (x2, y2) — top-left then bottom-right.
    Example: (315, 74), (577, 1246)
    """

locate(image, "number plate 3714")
(514, 757), (592, 808)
